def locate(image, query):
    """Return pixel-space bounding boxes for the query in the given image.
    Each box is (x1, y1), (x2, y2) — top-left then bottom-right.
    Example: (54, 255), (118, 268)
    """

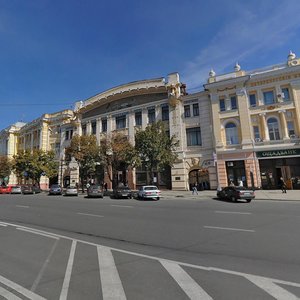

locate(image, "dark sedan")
(217, 186), (255, 202)
(112, 186), (132, 199)
(21, 185), (41, 194)
(87, 184), (103, 198)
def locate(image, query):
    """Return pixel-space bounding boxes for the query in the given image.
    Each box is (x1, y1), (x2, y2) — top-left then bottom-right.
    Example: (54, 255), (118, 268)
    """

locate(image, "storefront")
(257, 149), (300, 189)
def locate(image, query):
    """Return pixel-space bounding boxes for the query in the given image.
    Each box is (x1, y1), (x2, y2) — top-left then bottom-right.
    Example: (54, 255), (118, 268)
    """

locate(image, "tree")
(0, 156), (11, 185)
(12, 150), (58, 186)
(65, 134), (101, 191)
(100, 132), (138, 187)
(135, 121), (179, 185)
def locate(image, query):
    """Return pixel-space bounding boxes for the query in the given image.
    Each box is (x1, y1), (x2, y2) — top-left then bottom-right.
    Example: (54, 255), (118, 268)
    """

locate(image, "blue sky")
(1, 0), (300, 129)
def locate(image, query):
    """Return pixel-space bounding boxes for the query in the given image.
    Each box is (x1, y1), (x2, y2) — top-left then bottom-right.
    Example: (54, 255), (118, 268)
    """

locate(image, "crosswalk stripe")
(59, 240), (77, 300)
(97, 246), (126, 300)
(160, 260), (213, 300)
(0, 286), (22, 300)
(246, 274), (299, 300)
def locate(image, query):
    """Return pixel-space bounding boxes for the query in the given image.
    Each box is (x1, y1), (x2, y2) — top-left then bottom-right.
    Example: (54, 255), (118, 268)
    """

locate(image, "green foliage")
(12, 150), (58, 184)
(0, 156), (11, 182)
(135, 121), (179, 183)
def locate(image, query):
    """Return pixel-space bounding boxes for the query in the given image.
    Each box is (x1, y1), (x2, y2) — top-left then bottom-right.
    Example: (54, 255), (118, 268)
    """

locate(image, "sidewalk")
(160, 189), (300, 201)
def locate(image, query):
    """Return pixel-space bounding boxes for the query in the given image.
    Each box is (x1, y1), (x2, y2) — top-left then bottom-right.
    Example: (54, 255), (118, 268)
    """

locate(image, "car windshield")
(51, 184), (60, 188)
(144, 186), (158, 190)
(90, 185), (101, 189)
(68, 186), (77, 189)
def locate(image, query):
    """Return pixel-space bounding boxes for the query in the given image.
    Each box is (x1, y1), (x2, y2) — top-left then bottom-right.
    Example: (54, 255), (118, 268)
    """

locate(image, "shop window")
(184, 105), (191, 117)
(263, 91), (275, 105)
(193, 103), (199, 116)
(162, 105), (169, 121)
(186, 127), (202, 146)
(148, 108), (156, 124)
(267, 118), (280, 140)
(225, 122), (239, 145)
(249, 94), (257, 107)
(135, 111), (142, 126)
(219, 99), (225, 111)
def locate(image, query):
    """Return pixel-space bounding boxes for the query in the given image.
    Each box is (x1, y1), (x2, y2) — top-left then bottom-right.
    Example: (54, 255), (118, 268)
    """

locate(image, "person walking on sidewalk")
(279, 177), (287, 193)
(192, 183), (198, 195)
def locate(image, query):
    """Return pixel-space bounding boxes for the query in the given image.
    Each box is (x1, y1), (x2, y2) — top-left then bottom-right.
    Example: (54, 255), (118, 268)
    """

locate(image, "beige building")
(60, 73), (217, 190)
(205, 51), (300, 190)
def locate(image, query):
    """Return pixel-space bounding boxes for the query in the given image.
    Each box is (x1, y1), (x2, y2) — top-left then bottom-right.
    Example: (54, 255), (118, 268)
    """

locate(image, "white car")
(64, 185), (78, 196)
(138, 185), (161, 200)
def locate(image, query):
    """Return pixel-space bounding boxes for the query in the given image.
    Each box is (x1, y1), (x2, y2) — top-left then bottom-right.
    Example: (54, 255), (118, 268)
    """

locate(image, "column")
(107, 115), (113, 132)
(142, 108), (147, 130)
(86, 121), (92, 135)
(31, 131), (34, 150)
(259, 113), (269, 141)
(257, 89), (264, 106)
(290, 80), (300, 135)
(96, 118), (101, 143)
(279, 110), (289, 140)
(128, 112), (135, 145)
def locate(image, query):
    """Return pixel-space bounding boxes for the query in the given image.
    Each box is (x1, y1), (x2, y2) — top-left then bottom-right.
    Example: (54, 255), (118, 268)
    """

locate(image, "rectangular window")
(91, 121), (97, 135)
(282, 88), (290, 101)
(65, 131), (69, 141)
(82, 125), (87, 135)
(116, 115), (126, 129)
(65, 129), (73, 140)
(263, 91), (275, 105)
(193, 103), (199, 116)
(253, 126), (260, 140)
(148, 108), (156, 124)
(184, 105), (191, 117)
(186, 127), (202, 146)
(249, 94), (257, 107)
(161, 105), (169, 121)
(219, 99), (225, 111)
(230, 96), (237, 110)
(135, 111), (142, 126)
(102, 119), (107, 132)
(287, 121), (295, 136)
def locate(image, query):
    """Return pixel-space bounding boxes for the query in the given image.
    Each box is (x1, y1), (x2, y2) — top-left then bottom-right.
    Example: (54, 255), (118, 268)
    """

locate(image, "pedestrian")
(279, 177), (287, 193)
(192, 183), (198, 195)
(238, 179), (243, 187)
(104, 182), (108, 191)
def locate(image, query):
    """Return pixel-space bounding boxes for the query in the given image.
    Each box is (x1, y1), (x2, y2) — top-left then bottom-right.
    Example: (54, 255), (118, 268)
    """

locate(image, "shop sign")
(256, 149), (300, 158)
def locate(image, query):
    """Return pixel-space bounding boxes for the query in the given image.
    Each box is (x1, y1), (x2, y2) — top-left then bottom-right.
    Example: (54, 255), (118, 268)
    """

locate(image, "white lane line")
(0, 223), (7, 227)
(31, 239), (59, 292)
(59, 240), (77, 300)
(161, 260), (213, 300)
(0, 274), (46, 300)
(246, 274), (299, 300)
(77, 212), (104, 218)
(0, 285), (22, 300)
(17, 228), (59, 240)
(204, 226), (255, 232)
(97, 246), (127, 300)
(111, 205), (133, 208)
(16, 205), (29, 208)
(215, 211), (252, 215)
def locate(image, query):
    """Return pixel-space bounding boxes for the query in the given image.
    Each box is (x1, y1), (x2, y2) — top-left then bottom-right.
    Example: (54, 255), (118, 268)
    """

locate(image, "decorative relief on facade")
(250, 73), (300, 87)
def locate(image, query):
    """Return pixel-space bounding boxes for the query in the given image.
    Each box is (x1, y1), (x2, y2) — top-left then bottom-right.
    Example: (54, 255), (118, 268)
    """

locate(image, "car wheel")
(156, 197), (160, 201)
(246, 199), (252, 203)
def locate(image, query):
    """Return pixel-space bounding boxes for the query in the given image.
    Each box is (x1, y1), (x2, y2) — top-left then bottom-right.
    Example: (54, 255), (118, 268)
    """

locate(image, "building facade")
(205, 51), (300, 190)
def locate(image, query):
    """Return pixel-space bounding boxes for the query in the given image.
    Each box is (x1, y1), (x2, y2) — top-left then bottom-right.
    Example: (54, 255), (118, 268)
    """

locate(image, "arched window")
(225, 122), (239, 145)
(267, 118), (280, 140)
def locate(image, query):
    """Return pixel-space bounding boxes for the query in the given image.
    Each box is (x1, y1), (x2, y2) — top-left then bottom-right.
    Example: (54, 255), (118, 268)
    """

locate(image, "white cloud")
(183, 1), (300, 90)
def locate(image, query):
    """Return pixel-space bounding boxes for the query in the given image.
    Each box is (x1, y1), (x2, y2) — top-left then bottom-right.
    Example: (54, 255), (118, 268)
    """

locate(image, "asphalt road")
(0, 193), (299, 299)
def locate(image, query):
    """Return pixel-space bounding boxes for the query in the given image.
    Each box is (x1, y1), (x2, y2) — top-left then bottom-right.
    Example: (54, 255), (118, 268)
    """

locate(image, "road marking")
(111, 205), (133, 208)
(17, 228), (59, 240)
(0, 286), (22, 300)
(245, 274), (299, 300)
(77, 212), (104, 218)
(161, 260), (213, 300)
(215, 211), (252, 215)
(0, 274), (46, 300)
(97, 246), (126, 300)
(16, 205), (29, 208)
(204, 226), (255, 232)
(31, 239), (59, 292)
(0, 223), (7, 227)
(59, 240), (77, 300)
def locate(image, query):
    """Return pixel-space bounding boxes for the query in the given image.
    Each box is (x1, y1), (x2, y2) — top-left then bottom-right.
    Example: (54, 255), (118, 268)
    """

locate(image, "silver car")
(64, 185), (78, 196)
(11, 186), (22, 194)
(138, 185), (161, 200)
(87, 184), (103, 198)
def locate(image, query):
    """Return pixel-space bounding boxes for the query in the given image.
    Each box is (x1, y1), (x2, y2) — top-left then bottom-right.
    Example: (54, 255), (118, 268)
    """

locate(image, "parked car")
(11, 185), (22, 194)
(87, 184), (103, 198)
(112, 186), (132, 199)
(0, 185), (12, 194)
(64, 185), (78, 196)
(217, 186), (255, 202)
(21, 185), (41, 194)
(49, 184), (62, 195)
(137, 185), (161, 200)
